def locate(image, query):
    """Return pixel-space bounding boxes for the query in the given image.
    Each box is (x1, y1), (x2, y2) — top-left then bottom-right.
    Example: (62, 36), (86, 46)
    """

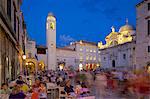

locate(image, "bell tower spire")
(46, 13), (56, 70)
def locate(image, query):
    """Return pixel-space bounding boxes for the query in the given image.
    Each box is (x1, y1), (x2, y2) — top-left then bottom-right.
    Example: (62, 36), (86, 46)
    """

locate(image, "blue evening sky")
(21, 0), (142, 47)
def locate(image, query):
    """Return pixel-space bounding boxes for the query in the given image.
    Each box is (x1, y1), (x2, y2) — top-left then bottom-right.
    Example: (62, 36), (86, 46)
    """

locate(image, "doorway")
(112, 60), (116, 68)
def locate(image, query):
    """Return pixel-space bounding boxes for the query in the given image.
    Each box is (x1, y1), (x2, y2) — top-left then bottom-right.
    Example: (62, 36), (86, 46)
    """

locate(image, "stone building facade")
(0, 0), (26, 83)
(25, 40), (100, 72)
(135, 0), (150, 71)
(98, 20), (136, 70)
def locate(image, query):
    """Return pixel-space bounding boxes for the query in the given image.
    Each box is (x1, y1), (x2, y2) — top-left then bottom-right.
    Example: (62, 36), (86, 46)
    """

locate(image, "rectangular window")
(104, 57), (106, 61)
(148, 20), (150, 35)
(7, 0), (11, 20)
(148, 46), (150, 53)
(14, 8), (16, 32)
(123, 54), (126, 60)
(90, 56), (92, 60)
(148, 3), (150, 10)
(37, 48), (46, 54)
(86, 56), (89, 60)
(17, 18), (19, 41)
(86, 49), (89, 52)
(80, 48), (83, 51)
(93, 57), (96, 60)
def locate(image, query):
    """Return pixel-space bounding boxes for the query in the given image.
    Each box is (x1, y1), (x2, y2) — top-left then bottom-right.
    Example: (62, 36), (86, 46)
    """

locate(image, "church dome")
(119, 19), (134, 33)
(119, 24), (134, 32)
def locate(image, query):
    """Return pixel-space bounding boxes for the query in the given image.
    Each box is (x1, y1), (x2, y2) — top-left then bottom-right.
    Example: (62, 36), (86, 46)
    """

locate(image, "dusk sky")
(21, 0), (142, 47)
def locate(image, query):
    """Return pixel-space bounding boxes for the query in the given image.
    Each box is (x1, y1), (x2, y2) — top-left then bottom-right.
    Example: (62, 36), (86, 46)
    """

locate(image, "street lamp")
(22, 55), (26, 60)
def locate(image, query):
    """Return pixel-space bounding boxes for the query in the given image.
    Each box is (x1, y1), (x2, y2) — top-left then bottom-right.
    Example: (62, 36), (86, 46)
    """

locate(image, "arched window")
(114, 41), (118, 45)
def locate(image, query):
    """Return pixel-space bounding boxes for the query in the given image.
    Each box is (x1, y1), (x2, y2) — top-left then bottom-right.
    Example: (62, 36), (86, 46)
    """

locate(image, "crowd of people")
(94, 69), (150, 99)
(0, 70), (93, 99)
(0, 68), (150, 99)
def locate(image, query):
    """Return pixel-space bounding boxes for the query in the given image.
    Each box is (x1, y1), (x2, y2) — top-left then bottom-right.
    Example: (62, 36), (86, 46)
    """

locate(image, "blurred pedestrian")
(95, 72), (107, 98)
(0, 83), (11, 94)
(9, 85), (26, 99)
(64, 79), (74, 95)
(39, 82), (47, 99)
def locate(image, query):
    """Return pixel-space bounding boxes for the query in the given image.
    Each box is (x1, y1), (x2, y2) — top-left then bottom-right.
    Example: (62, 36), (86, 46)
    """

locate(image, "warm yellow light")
(148, 66), (150, 73)
(22, 55), (26, 60)
(90, 50), (92, 52)
(90, 56), (92, 60)
(26, 63), (28, 65)
(97, 63), (100, 67)
(86, 56), (89, 60)
(80, 48), (83, 51)
(93, 57), (96, 60)
(59, 64), (63, 70)
(79, 63), (83, 71)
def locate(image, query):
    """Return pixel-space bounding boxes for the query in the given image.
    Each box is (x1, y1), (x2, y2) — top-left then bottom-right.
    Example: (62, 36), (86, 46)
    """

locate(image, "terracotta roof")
(80, 40), (97, 46)
(36, 45), (47, 49)
(99, 41), (134, 50)
(57, 47), (75, 51)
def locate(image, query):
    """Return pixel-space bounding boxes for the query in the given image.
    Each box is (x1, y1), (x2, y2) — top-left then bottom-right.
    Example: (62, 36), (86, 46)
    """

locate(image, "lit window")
(80, 56), (83, 60)
(98, 51), (100, 53)
(80, 57), (83, 62)
(79, 53), (83, 57)
(80, 48), (83, 51)
(93, 50), (96, 53)
(86, 49), (89, 52)
(93, 57), (96, 60)
(90, 56), (92, 60)
(86, 56), (89, 60)
(80, 56), (83, 62)
(90, 50), (93, 52)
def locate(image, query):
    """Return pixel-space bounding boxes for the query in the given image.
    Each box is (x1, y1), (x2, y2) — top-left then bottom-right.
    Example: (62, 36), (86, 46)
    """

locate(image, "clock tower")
(46, 13), (56, 70)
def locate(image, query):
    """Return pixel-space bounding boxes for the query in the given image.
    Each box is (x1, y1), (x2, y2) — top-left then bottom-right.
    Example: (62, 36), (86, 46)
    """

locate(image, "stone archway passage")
(147, 62), (150, 73)
(26, 61), (35, 74)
